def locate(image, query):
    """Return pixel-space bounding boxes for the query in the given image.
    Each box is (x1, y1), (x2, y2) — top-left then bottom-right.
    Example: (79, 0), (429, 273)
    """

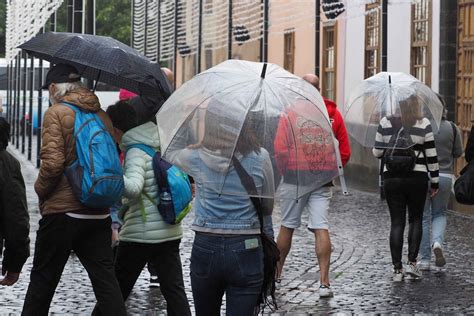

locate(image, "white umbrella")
(344, 72), (443, 149)
(156, 60), (344, 199)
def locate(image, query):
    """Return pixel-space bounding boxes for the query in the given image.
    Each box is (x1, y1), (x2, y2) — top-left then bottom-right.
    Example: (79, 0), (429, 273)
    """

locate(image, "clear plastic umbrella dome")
(344, 72), (443, 149)
(156, 60), (341, 200)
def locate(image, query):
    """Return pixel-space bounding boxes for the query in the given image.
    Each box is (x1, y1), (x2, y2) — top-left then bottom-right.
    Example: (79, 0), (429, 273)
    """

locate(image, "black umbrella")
(18, 32), (171, 101)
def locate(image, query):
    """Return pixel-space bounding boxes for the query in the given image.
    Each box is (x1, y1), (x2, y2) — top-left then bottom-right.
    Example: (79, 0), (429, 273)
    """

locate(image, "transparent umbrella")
(156, 60), (343, 200)
(344, 72), (443, 149)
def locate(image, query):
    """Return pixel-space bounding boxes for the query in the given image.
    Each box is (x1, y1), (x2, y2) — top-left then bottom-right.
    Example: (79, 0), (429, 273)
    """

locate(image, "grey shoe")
(433, 242), (446, 267)
(319, 284), (334, 298)
(406, 262), (422, 279)
(393, 269), (404, 282)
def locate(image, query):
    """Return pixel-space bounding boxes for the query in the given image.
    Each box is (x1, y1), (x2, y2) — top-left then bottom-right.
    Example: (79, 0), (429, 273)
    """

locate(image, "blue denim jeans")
(420, 176), (451, 261)
(190, 233), (264, 316)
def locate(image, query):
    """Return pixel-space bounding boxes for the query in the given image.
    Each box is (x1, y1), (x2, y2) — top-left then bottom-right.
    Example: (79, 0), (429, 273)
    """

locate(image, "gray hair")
(51, 81), (85, 103)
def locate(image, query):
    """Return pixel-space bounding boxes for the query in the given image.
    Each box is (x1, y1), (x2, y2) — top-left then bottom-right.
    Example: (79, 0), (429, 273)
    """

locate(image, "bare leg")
(276, 226), (294, 280)
(314, 229), (331, 286)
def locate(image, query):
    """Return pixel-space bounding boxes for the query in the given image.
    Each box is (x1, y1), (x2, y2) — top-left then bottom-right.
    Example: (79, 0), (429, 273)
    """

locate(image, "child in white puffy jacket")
(94, 103), (190, 316)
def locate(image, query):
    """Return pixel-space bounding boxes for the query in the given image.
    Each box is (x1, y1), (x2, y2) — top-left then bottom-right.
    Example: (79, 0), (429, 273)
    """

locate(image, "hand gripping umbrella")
(19, 32), (171, 104)
(156, 60), (346, 200)
(344, 72), (443, 149)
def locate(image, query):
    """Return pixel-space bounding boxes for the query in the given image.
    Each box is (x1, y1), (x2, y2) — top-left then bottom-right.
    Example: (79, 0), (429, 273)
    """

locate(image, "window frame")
(410, 0), (432, 86)
(322, 21), (337, 100)
(364, 0), (382, 79)
(283, 29), (295, 73)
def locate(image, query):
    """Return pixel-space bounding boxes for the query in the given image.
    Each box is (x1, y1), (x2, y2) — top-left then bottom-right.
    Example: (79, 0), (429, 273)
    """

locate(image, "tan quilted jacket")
(34, 87), (115, 216)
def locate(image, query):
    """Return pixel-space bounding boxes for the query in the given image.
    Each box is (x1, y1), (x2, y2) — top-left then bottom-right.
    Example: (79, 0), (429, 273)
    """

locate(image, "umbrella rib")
(362, 89), (390, 147)
(163, 79), (257, 156)
(225, 80), (265, 198)
(268, 79), (332, 126)
(264, 82), (300, 199)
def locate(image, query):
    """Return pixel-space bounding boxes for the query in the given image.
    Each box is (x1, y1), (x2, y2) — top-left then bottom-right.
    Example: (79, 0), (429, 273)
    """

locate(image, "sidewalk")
(3, 146), (474, 315)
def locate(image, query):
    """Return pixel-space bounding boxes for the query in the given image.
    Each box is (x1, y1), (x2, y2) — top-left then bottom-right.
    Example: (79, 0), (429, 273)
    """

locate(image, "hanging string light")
(6, 0), (65, 61)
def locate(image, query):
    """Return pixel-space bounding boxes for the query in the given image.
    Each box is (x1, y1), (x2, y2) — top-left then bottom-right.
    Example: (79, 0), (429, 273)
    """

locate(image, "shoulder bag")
(232, 156), (280, 313)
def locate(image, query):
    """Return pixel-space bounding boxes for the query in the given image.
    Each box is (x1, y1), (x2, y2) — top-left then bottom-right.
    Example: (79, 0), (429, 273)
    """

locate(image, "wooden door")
(456, 0), (474, 173)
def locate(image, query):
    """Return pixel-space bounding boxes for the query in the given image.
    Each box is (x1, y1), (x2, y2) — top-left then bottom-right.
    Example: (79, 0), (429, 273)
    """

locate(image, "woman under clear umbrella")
(157, 60), (340, 313)
(372, 95), (439, 282)
(167, 99), (274, 315)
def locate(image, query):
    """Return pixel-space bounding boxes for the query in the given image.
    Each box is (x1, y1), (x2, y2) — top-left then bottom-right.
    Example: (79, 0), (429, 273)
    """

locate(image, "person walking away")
(105, 100), (138, 248)
(419, 97), (463, 270)
(22, 64), (126, 316)
(93, 114), (191, 316)
(166, 99), (275, 315)
(0, 118), (30, 286)
(112, 92), (164, 288)
(373, 95), (439, 282)
(275, 74), (350, 298)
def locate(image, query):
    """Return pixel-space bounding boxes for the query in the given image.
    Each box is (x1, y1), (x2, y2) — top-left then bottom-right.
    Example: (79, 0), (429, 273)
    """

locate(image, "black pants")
(384, 176), (428, 270)
(94, 239), (191, 316)
(148, 262), (157, 276)
(22, 214), (126, 316)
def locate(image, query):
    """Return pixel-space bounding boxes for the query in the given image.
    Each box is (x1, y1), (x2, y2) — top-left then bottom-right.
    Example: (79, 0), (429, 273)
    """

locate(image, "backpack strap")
(61, 101), (108, 133)
(153, 151), (171, 194)
(126, 143), (156, 157)
(125, 144), (158, 222)
(231, 156), (264, 232)
(62, 102), (79, 113)
(380, 126), (402, 175)
(125, 143), (170, 196)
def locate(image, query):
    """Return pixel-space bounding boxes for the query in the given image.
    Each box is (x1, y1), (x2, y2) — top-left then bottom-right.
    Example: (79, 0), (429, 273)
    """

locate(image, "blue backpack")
(63, 102), (124, 209)
(126, 144), (192, 225)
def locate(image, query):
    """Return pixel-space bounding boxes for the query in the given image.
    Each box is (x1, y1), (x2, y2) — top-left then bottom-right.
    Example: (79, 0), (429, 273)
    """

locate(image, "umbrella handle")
(333, 138), (349, 196)
(93, 70), (101, 92)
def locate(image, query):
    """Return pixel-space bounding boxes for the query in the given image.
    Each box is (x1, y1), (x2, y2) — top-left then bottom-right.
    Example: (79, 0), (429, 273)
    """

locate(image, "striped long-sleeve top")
(372, 117), (439, 189)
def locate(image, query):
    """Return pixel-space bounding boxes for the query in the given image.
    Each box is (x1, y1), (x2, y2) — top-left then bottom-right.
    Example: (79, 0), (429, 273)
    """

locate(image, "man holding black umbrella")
(22, 64), (126, 316)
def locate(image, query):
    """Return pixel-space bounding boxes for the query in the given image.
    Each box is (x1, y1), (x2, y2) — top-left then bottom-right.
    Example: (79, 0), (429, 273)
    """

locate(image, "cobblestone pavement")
(2, 147), (474, 315)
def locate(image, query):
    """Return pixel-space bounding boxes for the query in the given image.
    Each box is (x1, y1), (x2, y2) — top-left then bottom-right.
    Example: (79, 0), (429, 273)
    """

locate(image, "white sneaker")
(418, 260), (430, 271)
(149, 275), (160, 288)
(393, 269), (404, 282)
(406, 262), (422, 279)
(319, 284), (334, 298)
(433, 242), (446, 267)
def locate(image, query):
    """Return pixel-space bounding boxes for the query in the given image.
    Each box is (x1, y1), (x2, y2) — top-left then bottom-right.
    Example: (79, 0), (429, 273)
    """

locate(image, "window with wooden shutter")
(322, 23), (337, 100)
(365, 0), (381, 78)
(411, 0), (432, 86)
(283, 30), (295, 73)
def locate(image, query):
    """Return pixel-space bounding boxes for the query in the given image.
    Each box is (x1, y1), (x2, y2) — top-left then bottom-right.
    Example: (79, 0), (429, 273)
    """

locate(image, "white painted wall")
(431, 0), (440, 92)
(342, 5), (366, 112)
(387, 2), (411, 73)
